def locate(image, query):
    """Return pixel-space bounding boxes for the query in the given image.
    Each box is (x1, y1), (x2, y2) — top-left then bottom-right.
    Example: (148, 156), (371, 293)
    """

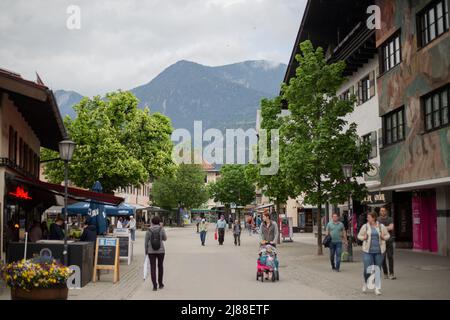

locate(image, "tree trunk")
(275, 201), (281, 245)
(317, 181), (323, 255)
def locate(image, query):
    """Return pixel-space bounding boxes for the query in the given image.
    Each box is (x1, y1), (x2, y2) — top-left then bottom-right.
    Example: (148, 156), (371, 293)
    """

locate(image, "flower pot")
(11, 286), (68, 300)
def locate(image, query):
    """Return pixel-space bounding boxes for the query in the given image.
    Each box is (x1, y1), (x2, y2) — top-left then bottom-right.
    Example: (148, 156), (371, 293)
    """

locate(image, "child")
(258, 244), (277, 280)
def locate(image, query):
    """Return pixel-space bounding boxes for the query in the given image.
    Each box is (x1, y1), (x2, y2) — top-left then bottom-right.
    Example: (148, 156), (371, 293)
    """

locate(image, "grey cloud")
(0, 0), (306, 96)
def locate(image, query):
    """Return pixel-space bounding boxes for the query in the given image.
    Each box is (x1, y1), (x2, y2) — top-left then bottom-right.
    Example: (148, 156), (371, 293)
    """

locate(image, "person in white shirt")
(117, 217), (123, 229)
(128, 216), (137, 241)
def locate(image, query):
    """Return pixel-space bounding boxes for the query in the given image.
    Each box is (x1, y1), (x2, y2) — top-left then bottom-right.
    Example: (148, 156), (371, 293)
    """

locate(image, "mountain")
(132, 60), (286, 131)
(54, 90), (83, 119)
(54, 60), (287, 131)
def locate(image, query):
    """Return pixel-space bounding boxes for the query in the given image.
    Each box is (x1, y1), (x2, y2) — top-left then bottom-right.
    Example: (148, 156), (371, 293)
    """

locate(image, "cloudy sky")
(0, 0), (306, 96)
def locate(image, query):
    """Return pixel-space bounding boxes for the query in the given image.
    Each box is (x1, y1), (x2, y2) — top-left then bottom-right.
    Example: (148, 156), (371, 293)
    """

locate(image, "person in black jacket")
(49, 218), (65, 240)
(80, 223), (97, 242)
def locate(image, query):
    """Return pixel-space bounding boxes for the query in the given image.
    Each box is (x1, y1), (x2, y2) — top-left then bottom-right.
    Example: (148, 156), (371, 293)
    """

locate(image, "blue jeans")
(200, 231), (207, 245)
(329, 242), (342, 270)
(130, 229), (135, 241)
(363, 252), (384, 288)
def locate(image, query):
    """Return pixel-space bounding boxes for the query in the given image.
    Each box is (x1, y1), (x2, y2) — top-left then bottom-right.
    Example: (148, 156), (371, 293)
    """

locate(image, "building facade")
(376, 0), (450, 255)
(0, 68), (66, 261)
(282, 0), (450, 255)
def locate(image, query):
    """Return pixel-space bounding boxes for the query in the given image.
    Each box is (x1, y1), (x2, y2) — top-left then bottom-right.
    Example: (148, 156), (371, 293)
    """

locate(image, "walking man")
(216, 215), (227, 245)
(233, 219), (241, 246)
(326, 213), (347, 272)
(199, 218), (208, 246)
(378, 207), (395, 279)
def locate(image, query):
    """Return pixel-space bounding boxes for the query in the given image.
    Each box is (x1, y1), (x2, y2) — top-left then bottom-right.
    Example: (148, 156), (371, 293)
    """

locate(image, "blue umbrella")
(65, 202), (135, 217)
(104, 203), (135, 216)
(90, 181), (107, 235)
(63, 202), (91, 215)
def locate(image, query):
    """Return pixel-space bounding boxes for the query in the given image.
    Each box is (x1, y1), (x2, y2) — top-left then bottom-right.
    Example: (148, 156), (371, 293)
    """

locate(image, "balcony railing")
(0, 157), (39, 179)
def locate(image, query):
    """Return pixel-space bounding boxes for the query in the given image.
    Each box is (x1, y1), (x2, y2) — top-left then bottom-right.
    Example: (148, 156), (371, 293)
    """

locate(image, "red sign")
(9, 186), (32, 200)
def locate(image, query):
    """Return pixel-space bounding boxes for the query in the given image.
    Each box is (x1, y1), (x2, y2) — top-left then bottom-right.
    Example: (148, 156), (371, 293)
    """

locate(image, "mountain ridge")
(55, 59), (287, 131)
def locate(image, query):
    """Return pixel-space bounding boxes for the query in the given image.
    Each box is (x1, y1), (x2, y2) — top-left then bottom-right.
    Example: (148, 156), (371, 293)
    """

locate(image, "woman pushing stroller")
(257, 212), (280, 281)
(259, 212), (278, 247)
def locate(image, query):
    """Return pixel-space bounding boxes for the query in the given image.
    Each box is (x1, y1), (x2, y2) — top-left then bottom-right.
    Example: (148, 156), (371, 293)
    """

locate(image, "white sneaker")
(375, 288), (382, 296)
(362, 284), (367, 293)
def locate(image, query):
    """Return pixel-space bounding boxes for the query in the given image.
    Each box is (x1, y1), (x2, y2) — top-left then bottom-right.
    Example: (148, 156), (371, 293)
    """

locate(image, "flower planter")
(11, 286), (68, 300)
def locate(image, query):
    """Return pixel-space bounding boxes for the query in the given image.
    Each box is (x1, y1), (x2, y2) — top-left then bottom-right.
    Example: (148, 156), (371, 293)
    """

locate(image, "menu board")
(119, 236), (129, 258)
(97, 238), (117, 266)
(93, 237), (120, 283)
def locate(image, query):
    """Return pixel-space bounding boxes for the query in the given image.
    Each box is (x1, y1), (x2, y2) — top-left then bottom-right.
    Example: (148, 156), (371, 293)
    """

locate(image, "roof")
(0, 68), (66, 151)
(283, 0), (374, 84)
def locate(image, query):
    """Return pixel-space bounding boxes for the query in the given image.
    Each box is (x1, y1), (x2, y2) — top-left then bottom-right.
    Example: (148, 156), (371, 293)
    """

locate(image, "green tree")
(245, 97), (294, 244)
(281, 40), (371, 255)
(41, 91), (174, 193)
(152, 164), (209, 226)
(208, 165), (255, 221)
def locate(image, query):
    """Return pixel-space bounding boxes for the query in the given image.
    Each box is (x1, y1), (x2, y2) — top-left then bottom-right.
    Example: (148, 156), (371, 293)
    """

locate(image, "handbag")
(214, 230), (218, 240)
(322, 234), (332, 248)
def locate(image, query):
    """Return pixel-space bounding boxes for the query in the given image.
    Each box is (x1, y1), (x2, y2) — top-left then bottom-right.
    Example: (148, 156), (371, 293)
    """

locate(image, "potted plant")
(1, 259), (72, 300)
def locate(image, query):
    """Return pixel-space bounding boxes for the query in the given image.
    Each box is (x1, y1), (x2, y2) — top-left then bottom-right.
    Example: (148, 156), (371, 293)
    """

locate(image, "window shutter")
(378, 128), (384, 149)
(371, 131), (378, 158)
(369, 70), (376, 98)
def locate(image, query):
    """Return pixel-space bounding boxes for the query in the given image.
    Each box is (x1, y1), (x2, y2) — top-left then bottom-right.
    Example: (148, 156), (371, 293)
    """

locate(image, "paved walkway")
(1, 225), (450, 300)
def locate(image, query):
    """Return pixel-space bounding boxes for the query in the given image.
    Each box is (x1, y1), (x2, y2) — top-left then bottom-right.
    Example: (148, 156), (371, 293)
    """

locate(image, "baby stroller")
(256, 244), (280, 282)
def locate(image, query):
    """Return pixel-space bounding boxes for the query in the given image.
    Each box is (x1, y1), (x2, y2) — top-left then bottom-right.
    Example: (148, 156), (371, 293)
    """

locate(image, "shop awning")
(11, 175), (124, 205)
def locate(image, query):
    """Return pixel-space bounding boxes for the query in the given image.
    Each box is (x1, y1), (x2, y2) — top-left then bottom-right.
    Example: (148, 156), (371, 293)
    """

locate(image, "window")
(418, 0), (449, 47)
(383, 107), (405, 146)
(358, 75), (370, 104)
(8, 126), (17, 163)
(380, 32), (401, 73)
(424, 85), (449, 131)
(362, 132), (378, 159)
(339, 89), (351, 101)
(19, 138), (23, 168)
(357, 71), (376, 105)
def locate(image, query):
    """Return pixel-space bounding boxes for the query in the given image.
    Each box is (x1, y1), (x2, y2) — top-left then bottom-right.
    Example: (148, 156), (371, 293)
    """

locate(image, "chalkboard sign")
(93, 237), (120, 283)
(119, 236), (128, 258)
(113, 229), (133, 265)
(97, 238), (117, 266)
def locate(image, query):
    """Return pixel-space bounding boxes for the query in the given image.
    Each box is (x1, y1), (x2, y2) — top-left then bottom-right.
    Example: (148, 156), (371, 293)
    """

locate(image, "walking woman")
(199, 218), (208, 246)
(259, 212), (278, 246)
(357, 211), (390, 296)
(145, 216), (167, 291)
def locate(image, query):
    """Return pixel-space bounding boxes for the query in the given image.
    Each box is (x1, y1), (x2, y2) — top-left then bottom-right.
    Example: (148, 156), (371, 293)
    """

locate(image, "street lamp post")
(342, 164), (354, 263)
(59, 139), (76, 266)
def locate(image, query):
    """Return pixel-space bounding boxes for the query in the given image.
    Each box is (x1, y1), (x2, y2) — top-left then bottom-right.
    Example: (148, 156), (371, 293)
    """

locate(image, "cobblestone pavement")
(1, 225), (450, 300)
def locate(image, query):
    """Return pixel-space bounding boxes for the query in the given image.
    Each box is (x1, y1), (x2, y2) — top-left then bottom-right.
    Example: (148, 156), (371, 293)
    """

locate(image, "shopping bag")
(143, 255), (150, 280)
(214, 230), (218, 241)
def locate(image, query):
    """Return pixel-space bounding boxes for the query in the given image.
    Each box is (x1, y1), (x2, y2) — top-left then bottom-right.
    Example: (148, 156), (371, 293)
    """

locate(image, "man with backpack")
(144, 216), (167, 291)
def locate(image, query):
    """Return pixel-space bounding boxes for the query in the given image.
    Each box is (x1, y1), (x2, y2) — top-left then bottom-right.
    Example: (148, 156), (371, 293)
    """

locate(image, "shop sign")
(8, 186), (32, 200)
(362, 192), (386, 204)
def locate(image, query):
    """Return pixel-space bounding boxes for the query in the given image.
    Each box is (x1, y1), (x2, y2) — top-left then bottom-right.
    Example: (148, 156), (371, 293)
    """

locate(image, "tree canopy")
(151, 164), (209, 211)
(208, 165), (255, 209)
(280, 40), (372, 254)
(41, 91), (174, 193)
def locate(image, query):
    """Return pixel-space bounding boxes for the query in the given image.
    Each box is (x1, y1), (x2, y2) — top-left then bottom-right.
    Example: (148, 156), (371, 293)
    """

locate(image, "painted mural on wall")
(376, 0), (450, 187)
